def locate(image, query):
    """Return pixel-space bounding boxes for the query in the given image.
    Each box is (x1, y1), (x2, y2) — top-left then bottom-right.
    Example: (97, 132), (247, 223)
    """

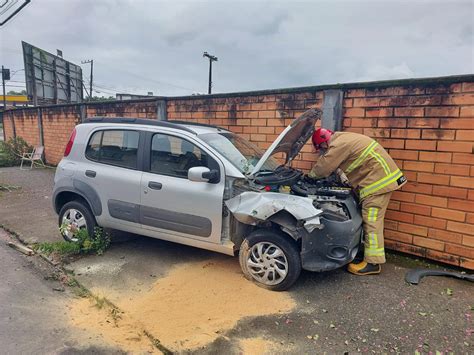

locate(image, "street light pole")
(81, 59), (93, 100)
(203, 52), (218, 94)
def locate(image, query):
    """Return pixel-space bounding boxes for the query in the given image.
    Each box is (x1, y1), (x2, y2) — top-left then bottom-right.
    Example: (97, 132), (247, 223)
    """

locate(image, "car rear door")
(77, 127), (144, 230)
(139, 130), (226, 244)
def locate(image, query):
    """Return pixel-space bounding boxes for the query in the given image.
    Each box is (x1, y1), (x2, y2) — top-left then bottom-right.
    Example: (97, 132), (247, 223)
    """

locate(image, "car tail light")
(64, 128), (77, 157)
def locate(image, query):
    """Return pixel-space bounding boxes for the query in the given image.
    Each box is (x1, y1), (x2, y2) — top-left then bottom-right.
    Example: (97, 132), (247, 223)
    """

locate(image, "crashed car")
(53, 108), (362, 290)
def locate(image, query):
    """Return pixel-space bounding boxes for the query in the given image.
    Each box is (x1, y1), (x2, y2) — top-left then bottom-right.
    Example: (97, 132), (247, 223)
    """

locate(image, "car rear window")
(85, 129), (139, 169)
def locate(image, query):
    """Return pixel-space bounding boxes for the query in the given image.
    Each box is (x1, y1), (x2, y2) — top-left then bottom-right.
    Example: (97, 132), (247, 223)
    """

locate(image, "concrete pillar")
(156, 99), (167, 121)
(321, 89), (343, 131)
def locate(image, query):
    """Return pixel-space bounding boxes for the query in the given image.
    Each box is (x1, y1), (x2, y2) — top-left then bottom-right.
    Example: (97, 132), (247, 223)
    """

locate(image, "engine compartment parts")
(405, 268), (474, 285)
(253, 166), (302, 186)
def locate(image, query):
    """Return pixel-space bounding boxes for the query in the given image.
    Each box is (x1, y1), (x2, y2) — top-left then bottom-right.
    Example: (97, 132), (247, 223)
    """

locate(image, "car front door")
(140, 131), (225, 244)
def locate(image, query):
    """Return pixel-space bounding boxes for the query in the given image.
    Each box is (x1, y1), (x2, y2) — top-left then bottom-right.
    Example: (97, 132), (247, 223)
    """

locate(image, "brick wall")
(2, 75), (473, 268)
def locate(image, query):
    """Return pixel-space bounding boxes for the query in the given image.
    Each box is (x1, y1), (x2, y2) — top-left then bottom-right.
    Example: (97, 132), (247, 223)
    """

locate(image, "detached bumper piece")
(405, 268), (474, 285)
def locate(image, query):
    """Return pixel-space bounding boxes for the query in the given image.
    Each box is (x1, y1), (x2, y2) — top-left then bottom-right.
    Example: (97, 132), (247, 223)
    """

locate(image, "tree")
(7, 90), (27, 95)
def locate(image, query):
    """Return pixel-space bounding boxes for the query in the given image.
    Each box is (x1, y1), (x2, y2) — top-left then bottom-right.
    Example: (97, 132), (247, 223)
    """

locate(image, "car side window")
(150, 133), (210, 178)
(85, 130), (139, 169)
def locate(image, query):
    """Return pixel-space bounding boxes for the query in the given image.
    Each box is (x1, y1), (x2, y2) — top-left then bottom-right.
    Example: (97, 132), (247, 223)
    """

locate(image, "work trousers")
(361, 192), (392, 264)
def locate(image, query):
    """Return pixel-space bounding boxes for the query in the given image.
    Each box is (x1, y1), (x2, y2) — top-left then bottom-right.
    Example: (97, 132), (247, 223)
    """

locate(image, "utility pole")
(81, 60), (93, 100)
(1, 66), (7, 112)
(203, 52), (218, 94)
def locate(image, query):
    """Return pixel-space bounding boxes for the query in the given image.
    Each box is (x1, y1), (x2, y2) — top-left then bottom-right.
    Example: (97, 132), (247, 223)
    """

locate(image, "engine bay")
(252, 165), (355, 222)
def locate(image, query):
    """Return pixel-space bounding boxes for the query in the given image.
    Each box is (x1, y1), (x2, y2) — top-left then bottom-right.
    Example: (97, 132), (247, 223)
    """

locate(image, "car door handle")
(148, 181), (162, 190)
(85, 170), (96, 178)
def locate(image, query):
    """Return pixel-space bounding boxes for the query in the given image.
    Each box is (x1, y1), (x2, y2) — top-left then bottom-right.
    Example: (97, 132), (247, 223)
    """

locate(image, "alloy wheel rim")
(61, 208), (87, 242)
(246, 242), (288, 286)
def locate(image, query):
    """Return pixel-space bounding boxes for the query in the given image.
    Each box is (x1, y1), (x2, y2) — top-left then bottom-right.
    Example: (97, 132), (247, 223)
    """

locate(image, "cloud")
(1, 0), (473, 96)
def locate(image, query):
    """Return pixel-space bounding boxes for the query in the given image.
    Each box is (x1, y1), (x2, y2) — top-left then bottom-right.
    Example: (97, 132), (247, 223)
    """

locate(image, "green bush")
(0, 137), (32, 167)
(35, 226), (111, 256)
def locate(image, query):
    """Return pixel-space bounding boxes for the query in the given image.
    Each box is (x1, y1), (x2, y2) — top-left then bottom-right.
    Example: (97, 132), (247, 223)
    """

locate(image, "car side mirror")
(188, 167), (218, 183)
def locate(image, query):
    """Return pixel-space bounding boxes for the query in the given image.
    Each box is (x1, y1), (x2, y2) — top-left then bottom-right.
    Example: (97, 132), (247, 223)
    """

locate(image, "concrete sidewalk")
(0, 166), (60, 243)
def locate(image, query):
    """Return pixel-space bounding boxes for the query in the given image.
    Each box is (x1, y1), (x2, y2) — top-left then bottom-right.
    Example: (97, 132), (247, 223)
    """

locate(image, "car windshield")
(199, 132), (279, 174)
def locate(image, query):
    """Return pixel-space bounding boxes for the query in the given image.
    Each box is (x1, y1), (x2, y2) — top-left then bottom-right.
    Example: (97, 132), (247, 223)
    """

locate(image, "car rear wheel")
(58, 200), (96, 242)
(239, 229), (301, 291)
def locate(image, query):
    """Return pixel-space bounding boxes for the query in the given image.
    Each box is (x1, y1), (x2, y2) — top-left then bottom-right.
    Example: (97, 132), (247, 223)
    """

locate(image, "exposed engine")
(252, 166), (355, 222)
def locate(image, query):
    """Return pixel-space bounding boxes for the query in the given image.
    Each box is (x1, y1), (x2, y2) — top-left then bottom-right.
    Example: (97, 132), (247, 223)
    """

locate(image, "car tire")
(58, 200), (96, 242)
(239, 229), (302, 291)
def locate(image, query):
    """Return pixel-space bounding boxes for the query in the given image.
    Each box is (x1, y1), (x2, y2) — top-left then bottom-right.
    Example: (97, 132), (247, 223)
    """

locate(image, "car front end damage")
(225, 176), (363, 273)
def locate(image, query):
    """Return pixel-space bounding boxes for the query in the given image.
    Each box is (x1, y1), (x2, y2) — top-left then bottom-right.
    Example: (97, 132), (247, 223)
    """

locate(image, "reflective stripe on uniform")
(369, 150), (391, 175)
(359, 169), (403, 199)
(346, 140), (378, 174)
(368, 207), (379, 222)
(365, 247), (385, 257)
(366, 232), (384, 256)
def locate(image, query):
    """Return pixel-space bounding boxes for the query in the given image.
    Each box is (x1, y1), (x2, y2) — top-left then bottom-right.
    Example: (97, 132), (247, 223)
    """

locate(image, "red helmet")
(312, 128), (333, 150)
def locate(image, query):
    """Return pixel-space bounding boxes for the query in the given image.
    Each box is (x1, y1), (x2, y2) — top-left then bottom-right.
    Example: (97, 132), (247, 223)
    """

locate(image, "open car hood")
(249, 108), (322, 176)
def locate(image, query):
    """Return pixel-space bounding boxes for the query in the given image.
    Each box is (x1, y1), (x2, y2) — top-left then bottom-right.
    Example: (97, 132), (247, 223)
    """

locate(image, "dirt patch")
(77, 257), (295, 352)
(68, 298), (157, 353)
(239, 337), (274, 354)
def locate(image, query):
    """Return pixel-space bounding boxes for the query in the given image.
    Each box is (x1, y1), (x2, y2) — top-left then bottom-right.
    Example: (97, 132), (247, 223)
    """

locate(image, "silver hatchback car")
(53, 109), (362, 290)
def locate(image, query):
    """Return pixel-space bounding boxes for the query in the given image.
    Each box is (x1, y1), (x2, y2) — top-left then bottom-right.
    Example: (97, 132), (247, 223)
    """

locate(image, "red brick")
(385, 210), (414, 223)
(385, 240), (426, 257)
(437, 141), (473, 153)
(242, 111), (258, 119)
(388, 200), (400, 210)
(414, 215), (447, 230)
(432, 185), (468, 199)
(428, 228), (463, 244)
(435, 163), (471, 176)
(447, 221), (474, 236)
(258, 126), (275, 134)
(363, 128), (390, 138)
(399, 202), (431, 216)
(405, 140), (437, 151)
(389, 149), (418, 160)
(460, 258), (474, 270)
(407, 118), (440, 128)
(250, 118), (267, 126)
(425, 106), (459, 117)
(418, 151), (452, 163)
(449, 93), (474, 105)
(425, 249), (460, 266)
(459, 106), (474, 117)
(426, 84), (461, 94)
(463, 235), (474, 247)
(422, 129), (456, 140)
(377, 118), (406, 128)
(417, 173), (450, 186)
(345, 89), (366, 98)
(398, 222), (428, 236)
(344, 98), (353, 108)
(385, 230), (413, 244)
(353, 97), (385, 107)
(258, 110), (275, 119)
(462, 82), (474, 92)
(445, 243), (474, 258)
(456, 130), (474, 141)
(344, 108), (365, 117)
(452, 153), (474, 165)
(413, 236), (444, 251)
(390, 129), (420, 139)
(415, 194), (448, 207)
(467, 213), (474, 224)
(376, 138), (404, 149)
(394, 107), (424, 117)
(403, 161), (434, 172)
(350, 118), (377, 127)
(267, 118), (285, 126)
(450, 176), (474, 189)
(365, 108), (393, 117)
(391, 191), (416, 202)
(440, 118), (474, 129)
(401, 182), (433, 195)
(469, 190), (474, 200)
(385, 219), (398, 231)
(431, 207), (466, 222)
(448, 198), (474, 211)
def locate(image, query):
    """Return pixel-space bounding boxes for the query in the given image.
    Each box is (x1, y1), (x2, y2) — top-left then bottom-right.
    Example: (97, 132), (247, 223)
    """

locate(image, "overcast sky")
(1, 0), (473, 97)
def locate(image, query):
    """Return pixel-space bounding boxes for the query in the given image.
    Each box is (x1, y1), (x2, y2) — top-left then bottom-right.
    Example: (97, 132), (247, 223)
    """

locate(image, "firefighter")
(308, 128), (406, 275)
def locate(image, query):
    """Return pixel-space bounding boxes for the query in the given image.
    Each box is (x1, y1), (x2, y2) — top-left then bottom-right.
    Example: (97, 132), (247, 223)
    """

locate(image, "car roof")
(82, 117), (228, 135)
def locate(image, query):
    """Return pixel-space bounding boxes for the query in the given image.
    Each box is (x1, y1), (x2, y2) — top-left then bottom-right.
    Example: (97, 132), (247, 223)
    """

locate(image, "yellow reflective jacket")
(308, 132), (406, 199)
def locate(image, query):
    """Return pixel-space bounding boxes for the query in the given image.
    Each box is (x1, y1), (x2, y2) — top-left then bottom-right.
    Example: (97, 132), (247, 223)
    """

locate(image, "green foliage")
(35, 226), (111, 256)
(0, 137), (32, 167)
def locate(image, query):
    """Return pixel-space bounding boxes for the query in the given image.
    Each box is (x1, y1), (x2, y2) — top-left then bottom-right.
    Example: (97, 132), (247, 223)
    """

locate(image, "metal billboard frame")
(22, 41), (83, 105)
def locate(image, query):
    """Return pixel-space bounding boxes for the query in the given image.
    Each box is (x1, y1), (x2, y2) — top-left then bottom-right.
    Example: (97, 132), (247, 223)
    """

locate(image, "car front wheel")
(239, 229), (302, 291)
(58, 200), (96, 242)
